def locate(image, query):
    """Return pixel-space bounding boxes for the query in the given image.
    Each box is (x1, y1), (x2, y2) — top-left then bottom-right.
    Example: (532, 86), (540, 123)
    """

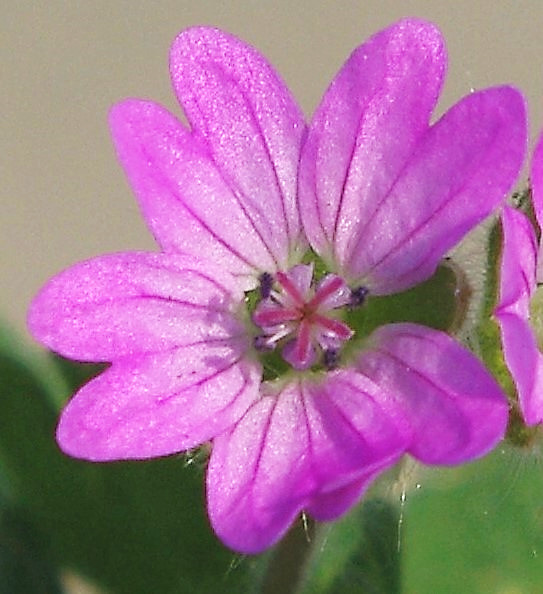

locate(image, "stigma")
(252, 264), (361, 370)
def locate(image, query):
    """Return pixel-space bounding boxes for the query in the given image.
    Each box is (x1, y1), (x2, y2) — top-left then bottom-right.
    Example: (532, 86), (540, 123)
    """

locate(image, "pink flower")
(28, 19), (526, 553)
(495, 134), (543, 425)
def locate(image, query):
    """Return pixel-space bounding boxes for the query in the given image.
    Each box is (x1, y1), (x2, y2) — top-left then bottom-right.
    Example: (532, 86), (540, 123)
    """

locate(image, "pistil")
(252, 264), (362, 370)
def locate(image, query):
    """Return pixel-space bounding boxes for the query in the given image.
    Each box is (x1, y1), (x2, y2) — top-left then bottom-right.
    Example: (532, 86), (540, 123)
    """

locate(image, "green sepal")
(345, 263), (463, 342)
(472, 219), (516, 399)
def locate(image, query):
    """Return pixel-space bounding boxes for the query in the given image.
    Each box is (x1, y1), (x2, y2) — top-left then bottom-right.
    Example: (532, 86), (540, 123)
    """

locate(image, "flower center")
(252, 264), (364, 371)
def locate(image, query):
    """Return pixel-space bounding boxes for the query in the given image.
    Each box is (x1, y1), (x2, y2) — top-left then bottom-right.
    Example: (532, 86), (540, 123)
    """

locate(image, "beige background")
(4, 1), (543, 340)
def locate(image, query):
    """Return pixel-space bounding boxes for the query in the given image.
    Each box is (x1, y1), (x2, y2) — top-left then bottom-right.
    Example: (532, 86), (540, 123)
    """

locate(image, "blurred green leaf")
(296, 497), (400, 594)
(0, 323), (266, 593)
(0, 504), (62, 594)
(403, 448), (543, 593)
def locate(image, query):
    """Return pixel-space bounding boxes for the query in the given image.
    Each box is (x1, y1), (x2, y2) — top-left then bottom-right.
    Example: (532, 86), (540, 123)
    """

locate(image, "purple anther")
(323, 348), (339, 370)
(350, 286), (369, 307)
(254, 335), (274, 351)
(259, 272), (274, 299)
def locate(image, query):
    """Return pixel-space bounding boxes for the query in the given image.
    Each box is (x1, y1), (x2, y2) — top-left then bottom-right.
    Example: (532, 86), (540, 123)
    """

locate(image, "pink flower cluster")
(29, 19), (530, 553)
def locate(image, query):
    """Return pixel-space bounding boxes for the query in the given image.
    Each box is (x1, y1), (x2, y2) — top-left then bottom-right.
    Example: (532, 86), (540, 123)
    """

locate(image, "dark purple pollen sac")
(350, 286), (369, 307)
(323, 348), (339, 370)
(259, 272), (274, 299)
(254, 335), (274, 351)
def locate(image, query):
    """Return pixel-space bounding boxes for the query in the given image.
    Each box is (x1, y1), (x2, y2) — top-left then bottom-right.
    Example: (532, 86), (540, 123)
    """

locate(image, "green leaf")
(0, 322), (267, 593)
(402, 447), (543, 593)
(0, 505), (62, 594)
(298, 498), (400, 594)
(253, 471), (401, 594)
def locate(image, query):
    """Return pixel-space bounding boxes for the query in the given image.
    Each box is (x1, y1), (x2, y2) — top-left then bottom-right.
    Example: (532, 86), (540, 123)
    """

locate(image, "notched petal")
(207, 372), (411, 553)
(169, 27), (307, 268)
(305, 463), (395, 521)
(28, 252), (246, 361)
(347, 85), (527, 294)
(109, 100), (278, 281)
(57, 341), (261, 460)
(299, 18), (446, 267)
(531, 130), (543, 231)
(356, 323), (509, 464)
(496, 206), (537, 316)
(207, 387), (310, 553)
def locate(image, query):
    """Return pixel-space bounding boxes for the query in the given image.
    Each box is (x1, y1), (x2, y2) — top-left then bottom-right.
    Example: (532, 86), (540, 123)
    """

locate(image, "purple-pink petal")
(301, 370), (411, 478)
(356, 323), (509, 463)
(497, 206), (537, 316)
(57, 342), (261, 460)
(298, 18), (445, 268)
(305, 463), (395, 521)
(298, 17), (526, 295)
(499, 314), (543, 425)
(206, 373), (411, 553)
(206, 389), (308, 554)
(28, 252), (246, 362)
(496, 205), (543, 425)
(345, 86), (526, 294)
(109, 101), (279, 286)
(169, 27), (307, 270)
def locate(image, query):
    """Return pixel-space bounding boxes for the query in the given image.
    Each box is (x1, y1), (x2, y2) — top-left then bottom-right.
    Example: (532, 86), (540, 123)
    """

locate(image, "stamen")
(293, 319), (313, 367)
(323, 348), (339, 370)
(259, 272), (274, 299)
(254, 335), (275, 351)
(283, 319), (316, 370)
(350, 286), (369, 307)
